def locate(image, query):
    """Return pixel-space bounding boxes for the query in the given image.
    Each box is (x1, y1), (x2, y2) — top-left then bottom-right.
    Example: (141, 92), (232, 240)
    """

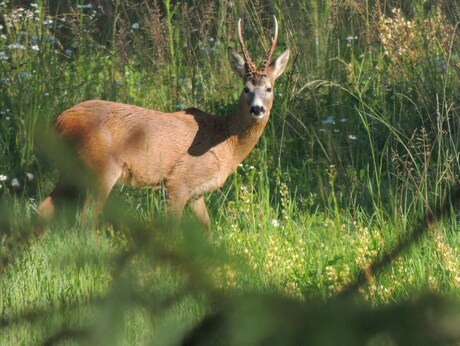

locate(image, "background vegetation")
(1, 0), (459, 344)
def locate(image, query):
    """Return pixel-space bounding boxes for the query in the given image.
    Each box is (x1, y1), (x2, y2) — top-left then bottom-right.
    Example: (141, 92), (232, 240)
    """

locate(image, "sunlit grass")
(1, 0), (459, 344)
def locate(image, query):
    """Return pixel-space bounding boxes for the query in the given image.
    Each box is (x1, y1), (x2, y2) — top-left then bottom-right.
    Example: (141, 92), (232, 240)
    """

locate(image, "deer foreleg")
(189, 196), (211, 230)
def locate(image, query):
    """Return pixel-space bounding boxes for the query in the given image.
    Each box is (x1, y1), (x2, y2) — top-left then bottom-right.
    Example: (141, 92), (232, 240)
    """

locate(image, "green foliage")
(1, 0), (459, 344)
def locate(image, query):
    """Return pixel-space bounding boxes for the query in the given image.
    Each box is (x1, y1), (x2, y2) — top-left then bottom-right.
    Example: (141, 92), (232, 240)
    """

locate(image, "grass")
(1, 0), (460, 344)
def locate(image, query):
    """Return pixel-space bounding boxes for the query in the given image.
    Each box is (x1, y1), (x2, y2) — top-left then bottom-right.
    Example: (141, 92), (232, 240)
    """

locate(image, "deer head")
(228, 16), (290, 120)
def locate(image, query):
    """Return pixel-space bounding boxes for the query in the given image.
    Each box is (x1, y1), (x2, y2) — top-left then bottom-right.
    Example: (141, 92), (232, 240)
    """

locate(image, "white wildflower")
(322, 116), (335, 125)
(76, 4), (93, 9)
(270, 219), (280, 227)
(8, 43), (26, 50)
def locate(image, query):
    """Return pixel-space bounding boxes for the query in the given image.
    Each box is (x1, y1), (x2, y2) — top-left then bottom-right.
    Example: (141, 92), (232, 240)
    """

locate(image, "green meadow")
(1, 0), (459, 344)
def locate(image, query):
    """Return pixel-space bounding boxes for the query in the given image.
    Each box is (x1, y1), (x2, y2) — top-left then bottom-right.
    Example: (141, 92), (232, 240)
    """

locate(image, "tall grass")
(1, 0), (459, 344)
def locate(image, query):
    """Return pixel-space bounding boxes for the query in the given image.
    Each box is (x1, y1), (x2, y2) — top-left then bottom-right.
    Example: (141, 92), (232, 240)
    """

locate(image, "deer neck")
(225, 94), (271, 163)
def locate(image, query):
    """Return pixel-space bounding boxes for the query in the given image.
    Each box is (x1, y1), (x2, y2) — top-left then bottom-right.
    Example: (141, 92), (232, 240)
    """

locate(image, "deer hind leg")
(37, 195), (57, 224)
(81, 163), (122, 230)
(36, 177), (81, 225)
(188, 196), (211, 230)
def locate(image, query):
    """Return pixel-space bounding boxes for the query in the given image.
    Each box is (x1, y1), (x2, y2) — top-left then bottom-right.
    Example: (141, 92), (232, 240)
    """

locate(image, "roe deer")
(37, 17), (290, 229)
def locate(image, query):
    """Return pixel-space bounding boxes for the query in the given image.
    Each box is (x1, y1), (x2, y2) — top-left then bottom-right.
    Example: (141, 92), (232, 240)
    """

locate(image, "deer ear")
(269, 48), (290, 80)
(228, 48), (246, 79)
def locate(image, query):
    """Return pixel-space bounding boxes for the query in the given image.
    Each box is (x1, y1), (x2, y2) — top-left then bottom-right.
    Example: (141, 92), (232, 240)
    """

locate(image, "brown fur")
(37, 27), (290, 230)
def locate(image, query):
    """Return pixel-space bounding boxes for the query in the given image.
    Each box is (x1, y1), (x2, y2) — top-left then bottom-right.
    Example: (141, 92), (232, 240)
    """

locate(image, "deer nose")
(250, 105), (265, 117)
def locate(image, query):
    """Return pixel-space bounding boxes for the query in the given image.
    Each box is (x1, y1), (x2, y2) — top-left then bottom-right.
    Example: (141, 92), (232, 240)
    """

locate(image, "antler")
(238, 18), (258, 76)
(260, 16), (278, 74)
(237, 16), (279, 77)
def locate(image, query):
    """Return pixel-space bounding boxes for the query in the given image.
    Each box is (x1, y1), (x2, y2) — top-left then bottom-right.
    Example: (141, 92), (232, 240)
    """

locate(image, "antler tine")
(261, 15), (279, 73)
(238, 18), (257, 76)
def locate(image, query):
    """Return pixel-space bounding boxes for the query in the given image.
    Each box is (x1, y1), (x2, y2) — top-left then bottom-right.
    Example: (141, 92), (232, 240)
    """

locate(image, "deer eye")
(266, 87), (272, 93)
(243, 87), (250, 93)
